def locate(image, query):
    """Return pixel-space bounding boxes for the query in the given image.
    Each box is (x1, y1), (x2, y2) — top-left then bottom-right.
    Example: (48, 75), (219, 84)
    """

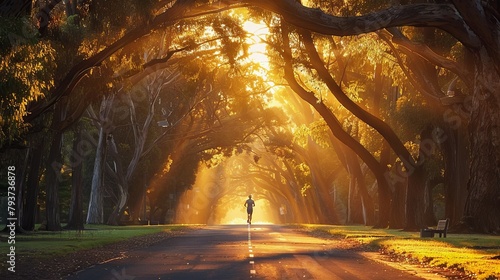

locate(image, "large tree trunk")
(464, 49), (500, 233)
(22, 138), (44, 231)
(106, 184), (128, 225)
(44, 99), (69, 231)
(380, 140), (403, 228)
(404, 125), (435, 230)
(106, 135), (129, 226)
(347, 174), (363, 224)
(390, 180), (407, 229)
(423, 176), (441, 226)
(345, 123), (364, 225)
(45, 128), (63, 231)
(86, 95), (114, 224)
(65, 125), (84, 230)
(346, 152), (375, 226)
(14, 149), (29, 233)
(86, 125), (107, 224)
(441, 123), (468, 227)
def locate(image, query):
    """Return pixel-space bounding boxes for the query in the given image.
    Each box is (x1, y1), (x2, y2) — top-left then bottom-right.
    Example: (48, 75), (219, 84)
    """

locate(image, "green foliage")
(394, 95), (434, 139)
(88, 0), (153, 32)
(295, 162), (312, 196)
(293, 124), (310, 147)
(59, 15), (85, 47)
(0, 37), (56, 147)
(210, 14), (248, 66)
(0, 17), (39, 55)
(293, 120), (331, 149)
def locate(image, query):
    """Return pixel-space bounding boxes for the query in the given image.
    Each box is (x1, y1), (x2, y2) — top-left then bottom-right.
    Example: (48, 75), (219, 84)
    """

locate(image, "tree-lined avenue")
(67, 225), (425, 279)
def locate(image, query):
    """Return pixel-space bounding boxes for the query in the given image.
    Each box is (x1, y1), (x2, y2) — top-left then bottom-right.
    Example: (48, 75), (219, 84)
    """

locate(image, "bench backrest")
(436, 219), (449, 230)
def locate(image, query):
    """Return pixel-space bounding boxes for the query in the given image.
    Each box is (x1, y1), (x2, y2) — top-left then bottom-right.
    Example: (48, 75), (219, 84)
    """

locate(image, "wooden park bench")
(420, 218), (450, 238)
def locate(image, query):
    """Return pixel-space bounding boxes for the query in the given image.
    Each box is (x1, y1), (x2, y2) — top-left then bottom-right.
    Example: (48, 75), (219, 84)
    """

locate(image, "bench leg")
(437, 231), (447, 238)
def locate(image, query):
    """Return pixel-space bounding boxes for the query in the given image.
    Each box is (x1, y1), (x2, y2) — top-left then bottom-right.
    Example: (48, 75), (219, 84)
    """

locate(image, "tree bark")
(22, 138), (44, 231)
(105, 135), (129, 226)
(14, 148), (29, 233)
(464, 48), (500, 233)
(441, 123), (468, 227)
(404, 125), (435, 230)
(86, 125), (107, 224)
(65, 125), (84, 230)
(423, 176), (440, 226)
(404, 164), (426, 230)
(379, 134), (404, 229)
(86, 95), (114, 224)
(346, 150), (374, 225)
(390, 179), (406, 229)
(45, 129), (63, 231)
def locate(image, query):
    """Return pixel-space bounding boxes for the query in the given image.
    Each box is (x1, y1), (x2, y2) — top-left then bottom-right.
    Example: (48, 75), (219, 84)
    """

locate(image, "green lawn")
(298, 224), (500, 280)
(0, 224), (192, 267)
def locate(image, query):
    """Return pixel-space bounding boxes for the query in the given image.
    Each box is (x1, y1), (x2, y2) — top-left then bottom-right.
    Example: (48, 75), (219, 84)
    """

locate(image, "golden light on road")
(175, 154), (280, 225)
(219, 198), (275, 225)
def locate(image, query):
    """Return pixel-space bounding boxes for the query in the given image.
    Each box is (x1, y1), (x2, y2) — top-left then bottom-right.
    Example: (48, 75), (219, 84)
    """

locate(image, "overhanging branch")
(385, 28), (473, 89)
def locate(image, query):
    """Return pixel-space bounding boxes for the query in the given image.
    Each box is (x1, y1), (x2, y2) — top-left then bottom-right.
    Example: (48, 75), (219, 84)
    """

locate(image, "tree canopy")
(1, 0), (499, 234)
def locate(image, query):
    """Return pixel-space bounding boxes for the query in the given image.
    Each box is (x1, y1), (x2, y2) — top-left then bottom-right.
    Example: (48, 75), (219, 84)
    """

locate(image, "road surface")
(68, 224), (424, 279)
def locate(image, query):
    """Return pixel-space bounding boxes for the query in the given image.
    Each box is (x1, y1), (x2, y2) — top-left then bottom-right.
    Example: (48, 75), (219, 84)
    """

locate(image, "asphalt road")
(67, 224), (424, 280)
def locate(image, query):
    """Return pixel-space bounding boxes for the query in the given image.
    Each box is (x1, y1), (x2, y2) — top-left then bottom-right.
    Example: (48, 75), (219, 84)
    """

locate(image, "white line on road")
(248, 224), (257, 276)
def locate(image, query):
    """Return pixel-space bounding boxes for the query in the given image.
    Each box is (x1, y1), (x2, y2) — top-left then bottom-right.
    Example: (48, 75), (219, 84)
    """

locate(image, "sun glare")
(241, 20), (272, 81)
(219, 200), (275, 225)
(241, 19), (287, 110)
(174, 154), (280, 225)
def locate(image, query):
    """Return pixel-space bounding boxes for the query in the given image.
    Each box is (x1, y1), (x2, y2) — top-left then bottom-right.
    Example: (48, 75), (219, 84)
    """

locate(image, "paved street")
(68, 224), (424, 279)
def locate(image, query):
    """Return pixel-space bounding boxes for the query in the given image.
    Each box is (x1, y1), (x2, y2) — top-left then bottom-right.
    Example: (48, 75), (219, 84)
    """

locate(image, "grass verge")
(0, 224), (195, 267)
(298, 224), (500, 280)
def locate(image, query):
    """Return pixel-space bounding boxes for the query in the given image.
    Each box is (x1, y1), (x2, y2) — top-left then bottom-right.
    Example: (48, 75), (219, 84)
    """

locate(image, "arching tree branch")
(244, 0), (480, 47)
